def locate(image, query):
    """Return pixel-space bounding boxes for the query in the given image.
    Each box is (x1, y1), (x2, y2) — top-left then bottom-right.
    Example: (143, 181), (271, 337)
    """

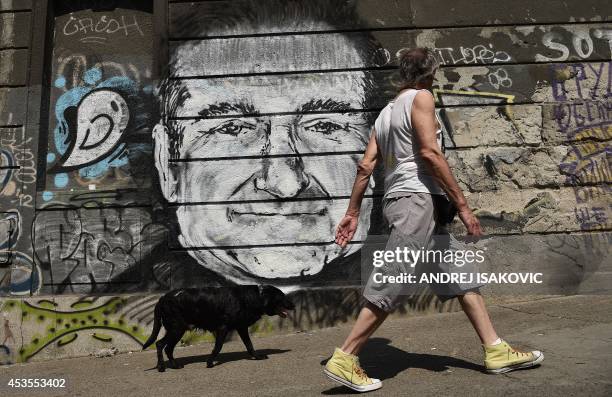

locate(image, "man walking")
(324, 48), (544, 392)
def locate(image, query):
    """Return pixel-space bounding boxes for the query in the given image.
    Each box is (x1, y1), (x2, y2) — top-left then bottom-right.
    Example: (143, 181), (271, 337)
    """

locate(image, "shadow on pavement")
(321, 338), (482, 394)
(145, 348), (291, 371)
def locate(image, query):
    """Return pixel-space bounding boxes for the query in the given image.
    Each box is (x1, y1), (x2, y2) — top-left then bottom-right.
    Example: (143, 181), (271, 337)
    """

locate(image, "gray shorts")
(363, 192), (484, 312)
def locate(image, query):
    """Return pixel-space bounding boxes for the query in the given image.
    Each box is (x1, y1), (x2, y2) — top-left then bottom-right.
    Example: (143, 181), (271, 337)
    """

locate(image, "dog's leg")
(237, 327), (268, 360)
(155, 336), (167, 372)
(164, 328), (185, 369)
(207, 327), (228, 368)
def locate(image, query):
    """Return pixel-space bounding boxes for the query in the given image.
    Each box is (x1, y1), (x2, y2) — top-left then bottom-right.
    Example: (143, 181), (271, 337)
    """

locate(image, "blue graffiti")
(52, 68), (140, 179)
(83, 67), (102, 85)
(42, 191), (54, 201)
(0, 252), (40, 295)
(54, 173), (69, 188)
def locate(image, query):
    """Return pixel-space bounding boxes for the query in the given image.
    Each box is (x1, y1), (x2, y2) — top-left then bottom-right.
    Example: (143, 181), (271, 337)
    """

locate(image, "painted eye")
(306, 121), (344, 135)
(211, 120), (254, 136)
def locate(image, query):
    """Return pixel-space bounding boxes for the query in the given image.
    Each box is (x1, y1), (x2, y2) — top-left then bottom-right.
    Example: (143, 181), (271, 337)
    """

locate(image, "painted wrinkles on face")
(169, 36), (373, 278)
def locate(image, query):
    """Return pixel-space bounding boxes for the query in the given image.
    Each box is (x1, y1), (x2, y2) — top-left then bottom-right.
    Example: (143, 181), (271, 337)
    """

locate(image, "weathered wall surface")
(1, 0), (610, 363)
(1, 0), (38, 298)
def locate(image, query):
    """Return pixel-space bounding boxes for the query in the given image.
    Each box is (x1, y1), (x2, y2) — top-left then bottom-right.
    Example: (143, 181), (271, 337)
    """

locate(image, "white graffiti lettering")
(537, 28), (612, 62)
(487, 68), (513, 89)
(0, 131), (36, 207)
(62, 15), (144, 38)
(435, 45), (512, 66)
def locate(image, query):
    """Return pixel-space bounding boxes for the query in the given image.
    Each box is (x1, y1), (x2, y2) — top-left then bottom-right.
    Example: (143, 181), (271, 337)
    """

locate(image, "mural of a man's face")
(153, 27), (375, 283)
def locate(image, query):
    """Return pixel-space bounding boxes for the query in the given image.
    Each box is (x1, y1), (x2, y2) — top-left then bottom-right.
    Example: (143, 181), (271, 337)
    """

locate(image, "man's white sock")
(490, 338), (502, 346)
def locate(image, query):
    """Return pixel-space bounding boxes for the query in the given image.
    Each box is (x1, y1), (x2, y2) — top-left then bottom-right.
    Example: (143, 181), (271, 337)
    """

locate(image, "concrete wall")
(0, 0), (610, 363)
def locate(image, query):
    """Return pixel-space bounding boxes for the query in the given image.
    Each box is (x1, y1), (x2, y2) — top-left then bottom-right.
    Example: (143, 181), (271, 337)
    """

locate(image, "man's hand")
(335, 214), (359, 248)
(458, 207), (483, 237)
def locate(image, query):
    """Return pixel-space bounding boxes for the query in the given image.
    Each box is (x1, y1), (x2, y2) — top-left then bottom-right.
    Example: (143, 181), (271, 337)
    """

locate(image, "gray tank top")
(374, 89), (445, 198)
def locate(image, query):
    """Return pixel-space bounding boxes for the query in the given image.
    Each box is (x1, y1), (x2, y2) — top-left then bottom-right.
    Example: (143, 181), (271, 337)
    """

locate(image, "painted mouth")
(226, 207), (328, 222)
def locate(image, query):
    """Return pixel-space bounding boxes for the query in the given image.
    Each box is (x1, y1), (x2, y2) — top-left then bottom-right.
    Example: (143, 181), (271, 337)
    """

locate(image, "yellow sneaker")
(484, 340), (544, 374)
(324, 348), (382, 392)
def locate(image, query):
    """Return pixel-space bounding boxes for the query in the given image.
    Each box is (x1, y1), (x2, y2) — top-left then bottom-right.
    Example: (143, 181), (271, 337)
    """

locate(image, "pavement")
(1, 295), (611, 397)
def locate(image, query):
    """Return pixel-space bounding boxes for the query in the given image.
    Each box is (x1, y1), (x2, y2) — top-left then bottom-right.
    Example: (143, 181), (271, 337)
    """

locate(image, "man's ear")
(152, 122), (178, 203)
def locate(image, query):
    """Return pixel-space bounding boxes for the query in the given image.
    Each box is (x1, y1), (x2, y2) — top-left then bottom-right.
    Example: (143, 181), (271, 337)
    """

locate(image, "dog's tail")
(142, 300), (162, 350)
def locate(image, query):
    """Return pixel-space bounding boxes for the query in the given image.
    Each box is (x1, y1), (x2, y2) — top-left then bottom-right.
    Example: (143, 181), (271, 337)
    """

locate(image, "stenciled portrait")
(153, 1), (389, 286)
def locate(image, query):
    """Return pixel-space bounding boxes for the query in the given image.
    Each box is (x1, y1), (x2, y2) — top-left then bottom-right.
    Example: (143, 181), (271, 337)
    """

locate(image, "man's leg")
(457, 290), (499, 345)
(324, 194), (432, 392)
(433, 230), (544, 374)
(324, 301), (386, 392)
(340, 302), (388, 355)
(457, 290), (544, 374)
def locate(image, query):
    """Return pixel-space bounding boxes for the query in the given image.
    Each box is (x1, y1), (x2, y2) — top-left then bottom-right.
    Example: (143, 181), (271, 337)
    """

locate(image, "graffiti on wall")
(0, 129), (36, 208)
(0, 124), (41, 295)
(2, 0), (610, 298)
(45, 66), (154, 199)
(0, 290), (364, 362)
(49, 68), (148, 179)
(537, 26), (612, 62)
(552, 62), (611, 230)
(62, 13), (145, 42)
(32, 206), (168, 293)
(434, 44), (511, 65)
(41, 0), (155, 204)
(0, 211), (41, 296)
(1, 4), (612, 367)
(0, 296), (155, 363)
(153, 1), (401, 287)
(30, 0), (168, 294)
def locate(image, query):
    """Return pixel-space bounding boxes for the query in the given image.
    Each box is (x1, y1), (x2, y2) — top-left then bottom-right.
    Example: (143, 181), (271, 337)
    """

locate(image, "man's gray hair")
(397, 47), (439, 87)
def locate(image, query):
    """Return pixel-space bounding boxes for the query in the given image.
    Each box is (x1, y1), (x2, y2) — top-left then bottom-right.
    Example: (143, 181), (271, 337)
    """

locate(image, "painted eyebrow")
(298, 99), (352, 113)
(198, 101), (258, 117)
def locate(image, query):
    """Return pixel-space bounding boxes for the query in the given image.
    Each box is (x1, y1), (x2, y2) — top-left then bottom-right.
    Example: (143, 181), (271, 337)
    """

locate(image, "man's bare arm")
(411, 91), (482, 235)
(335, 131), (379, 247)
(346, 131), (379, 216)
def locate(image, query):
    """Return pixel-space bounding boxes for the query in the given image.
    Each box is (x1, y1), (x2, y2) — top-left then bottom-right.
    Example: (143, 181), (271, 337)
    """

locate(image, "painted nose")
(254, 121), (309, 198)
(255, 157), (309, 198)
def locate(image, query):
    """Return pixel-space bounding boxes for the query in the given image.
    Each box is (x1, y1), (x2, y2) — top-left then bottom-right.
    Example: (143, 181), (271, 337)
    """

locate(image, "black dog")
(142, 285), (295, 371)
